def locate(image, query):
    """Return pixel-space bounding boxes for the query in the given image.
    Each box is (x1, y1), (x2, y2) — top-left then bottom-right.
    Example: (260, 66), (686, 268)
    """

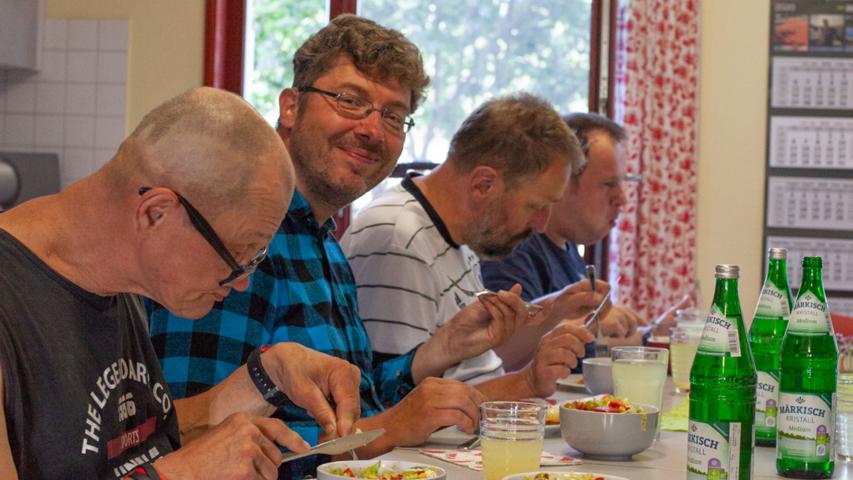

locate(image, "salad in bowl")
(318, 460), (445, 480)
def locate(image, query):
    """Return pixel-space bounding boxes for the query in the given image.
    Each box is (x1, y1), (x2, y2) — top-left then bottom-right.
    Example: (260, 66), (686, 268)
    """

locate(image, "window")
(353, 1), (593, 211)
(357, 1), (592, 167)
(244, 0), (329, 124)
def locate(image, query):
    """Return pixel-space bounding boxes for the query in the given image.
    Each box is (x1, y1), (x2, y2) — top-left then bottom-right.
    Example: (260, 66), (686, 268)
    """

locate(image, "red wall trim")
(204, 0), (246, 94)
(588, 0), (602, 114)
(585, 0), (617, 274)
(330, 0), (357, 238)
(330, 0), (358, 18)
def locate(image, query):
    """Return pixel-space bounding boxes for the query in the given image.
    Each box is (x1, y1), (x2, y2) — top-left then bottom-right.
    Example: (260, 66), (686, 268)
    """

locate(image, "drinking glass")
(479, 401), (545, 480)
(611, 346), (669, 438)
(670, 324), (703, 394)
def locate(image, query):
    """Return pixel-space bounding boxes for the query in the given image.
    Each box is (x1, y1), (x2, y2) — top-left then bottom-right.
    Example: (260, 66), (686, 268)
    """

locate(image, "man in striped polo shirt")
(342, 94), (608, 400)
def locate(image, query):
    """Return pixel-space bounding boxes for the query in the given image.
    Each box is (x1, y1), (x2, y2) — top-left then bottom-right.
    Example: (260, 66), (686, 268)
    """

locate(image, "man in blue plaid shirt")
(148, 16), (538, 478)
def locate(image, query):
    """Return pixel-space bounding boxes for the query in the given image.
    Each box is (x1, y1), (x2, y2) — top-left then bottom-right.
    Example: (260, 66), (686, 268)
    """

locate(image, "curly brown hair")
(292, 15), (430, 113)
(447, 93), (584, 188)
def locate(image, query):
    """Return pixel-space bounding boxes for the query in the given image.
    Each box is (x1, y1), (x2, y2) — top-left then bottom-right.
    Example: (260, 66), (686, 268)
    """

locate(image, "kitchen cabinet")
(0, 0), (43, 71)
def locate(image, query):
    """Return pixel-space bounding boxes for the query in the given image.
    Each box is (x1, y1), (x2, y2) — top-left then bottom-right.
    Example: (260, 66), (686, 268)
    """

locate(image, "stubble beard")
(288, 122), (389, 210)
(465, 206), (532, 261)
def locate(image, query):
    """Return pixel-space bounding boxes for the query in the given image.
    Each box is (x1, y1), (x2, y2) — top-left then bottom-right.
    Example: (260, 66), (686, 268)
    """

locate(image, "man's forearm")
(347, 413), (397, 459)
(410, 328), (461, 383)
(493, 313), (577, 371)
(174, 364), (275, 444)
(474, 371), (536, 401)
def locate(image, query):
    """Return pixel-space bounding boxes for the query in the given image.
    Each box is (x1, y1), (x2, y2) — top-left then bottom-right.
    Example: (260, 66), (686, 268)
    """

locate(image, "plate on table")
(543, 400), (561, 436)
(502, 472), (629, 480)
(556, 373), (587, 393)
(523, 398), (562, 436)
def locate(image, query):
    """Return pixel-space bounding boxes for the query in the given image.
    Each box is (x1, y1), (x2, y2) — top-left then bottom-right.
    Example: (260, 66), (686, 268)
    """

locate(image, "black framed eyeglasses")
(138, 187), (267, 287)
(298, 85), (415, 134)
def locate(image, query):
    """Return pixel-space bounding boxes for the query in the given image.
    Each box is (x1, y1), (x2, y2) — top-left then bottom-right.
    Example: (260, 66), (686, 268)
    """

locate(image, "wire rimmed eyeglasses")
(299, 85), (415, 134)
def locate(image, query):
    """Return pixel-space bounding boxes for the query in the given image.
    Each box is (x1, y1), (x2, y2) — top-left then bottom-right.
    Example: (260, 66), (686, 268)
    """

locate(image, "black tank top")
(0, 230), (180, 479)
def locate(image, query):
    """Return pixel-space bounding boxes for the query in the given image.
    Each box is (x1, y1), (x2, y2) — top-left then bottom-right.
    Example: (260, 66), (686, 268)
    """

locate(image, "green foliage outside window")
(245, 0), (327, 122)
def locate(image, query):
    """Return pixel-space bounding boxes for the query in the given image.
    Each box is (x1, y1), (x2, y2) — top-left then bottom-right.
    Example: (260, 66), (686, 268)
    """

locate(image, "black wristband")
(247, 346), (288, 407)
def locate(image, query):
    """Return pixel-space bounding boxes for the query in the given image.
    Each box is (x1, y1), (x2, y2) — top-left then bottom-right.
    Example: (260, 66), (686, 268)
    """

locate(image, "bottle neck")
(798, 265), (826, 301)
(767, 258), (789, 287)
(712, 277), (742, 316)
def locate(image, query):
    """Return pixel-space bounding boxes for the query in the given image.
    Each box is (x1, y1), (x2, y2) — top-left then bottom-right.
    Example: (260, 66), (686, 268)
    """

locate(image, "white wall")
(0, 0), (206, 187)
(46, 0), (205, 130)
(0, 19), (129, 186)
(697, 0), (770, 321)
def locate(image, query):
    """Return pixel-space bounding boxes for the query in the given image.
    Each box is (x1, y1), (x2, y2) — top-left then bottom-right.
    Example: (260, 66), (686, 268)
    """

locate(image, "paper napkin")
(661, 396), (690, 432)
(417, 448), (581, 471)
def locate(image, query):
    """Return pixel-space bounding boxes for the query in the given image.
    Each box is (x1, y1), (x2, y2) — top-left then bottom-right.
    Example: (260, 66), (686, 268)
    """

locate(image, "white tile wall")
(0, 19), (128, 187)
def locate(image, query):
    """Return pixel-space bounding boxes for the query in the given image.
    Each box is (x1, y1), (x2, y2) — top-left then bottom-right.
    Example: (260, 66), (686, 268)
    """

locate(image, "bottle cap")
(715, 264), (739, 279)
(768, 247), (787, 260)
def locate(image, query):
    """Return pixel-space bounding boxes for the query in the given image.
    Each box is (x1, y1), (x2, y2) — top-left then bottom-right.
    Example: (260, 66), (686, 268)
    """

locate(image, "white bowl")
(581, 357), (612, 394)
(317, 460), (446, 479)
(559, 400), (659, 460)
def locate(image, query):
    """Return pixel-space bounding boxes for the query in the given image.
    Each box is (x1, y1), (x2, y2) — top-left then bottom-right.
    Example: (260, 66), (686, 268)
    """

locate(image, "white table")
(379, 381), (853, 479)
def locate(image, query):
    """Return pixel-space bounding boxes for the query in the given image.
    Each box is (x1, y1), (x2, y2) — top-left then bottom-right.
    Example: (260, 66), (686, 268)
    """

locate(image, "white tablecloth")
(379, 380), (853, 479)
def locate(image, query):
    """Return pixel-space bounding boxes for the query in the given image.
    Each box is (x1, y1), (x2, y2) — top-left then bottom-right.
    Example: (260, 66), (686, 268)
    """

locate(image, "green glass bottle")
(688, 265), (757, 480)
(749, 247), (794, 447)
(777, 256), (837, 478)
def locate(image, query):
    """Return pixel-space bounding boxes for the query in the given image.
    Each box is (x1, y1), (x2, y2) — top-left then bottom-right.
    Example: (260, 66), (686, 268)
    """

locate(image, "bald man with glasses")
(0, 87), (361, 480)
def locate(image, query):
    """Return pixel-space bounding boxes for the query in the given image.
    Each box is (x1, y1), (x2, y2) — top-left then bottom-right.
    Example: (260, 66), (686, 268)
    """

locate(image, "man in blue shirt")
(148, 16), (541, 477)
(483, 113), (680, 343)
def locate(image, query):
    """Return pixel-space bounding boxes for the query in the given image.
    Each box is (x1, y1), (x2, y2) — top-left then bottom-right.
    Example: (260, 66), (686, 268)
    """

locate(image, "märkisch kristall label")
(687, 421), (742, 480)
(698, 306), (741, 357)
(787, 292), (830, 335)
(755, 282), (790, 319)
(778, 392), (834, 462)
(756, 371), (780, 430)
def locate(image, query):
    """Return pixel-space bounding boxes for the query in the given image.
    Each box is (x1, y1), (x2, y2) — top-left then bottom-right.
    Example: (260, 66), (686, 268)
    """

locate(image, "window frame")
(584, 0), (618, 279)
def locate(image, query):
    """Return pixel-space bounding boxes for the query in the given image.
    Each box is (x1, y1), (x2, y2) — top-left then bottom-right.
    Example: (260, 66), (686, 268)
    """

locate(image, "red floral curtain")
(610, 0), (700, 321)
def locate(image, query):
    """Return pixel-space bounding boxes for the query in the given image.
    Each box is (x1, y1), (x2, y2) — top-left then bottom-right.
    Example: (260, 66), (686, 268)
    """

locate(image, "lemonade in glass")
(670, 323), (703, 393)
(479, 401), (545, 480)
(610, 347), (668, 413)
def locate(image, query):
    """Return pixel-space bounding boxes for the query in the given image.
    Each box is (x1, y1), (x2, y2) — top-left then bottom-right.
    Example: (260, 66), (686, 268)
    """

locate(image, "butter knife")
(280, 428), (385, 465)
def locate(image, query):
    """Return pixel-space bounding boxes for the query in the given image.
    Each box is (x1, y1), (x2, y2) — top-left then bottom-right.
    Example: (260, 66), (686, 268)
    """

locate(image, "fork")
(585, 265), (610, 358)
(457, 435), (481, 450)
(452, 281), (543, 316)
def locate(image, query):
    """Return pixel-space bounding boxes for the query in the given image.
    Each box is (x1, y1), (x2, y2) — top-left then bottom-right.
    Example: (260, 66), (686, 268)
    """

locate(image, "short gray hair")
(103, 87), (290, 218)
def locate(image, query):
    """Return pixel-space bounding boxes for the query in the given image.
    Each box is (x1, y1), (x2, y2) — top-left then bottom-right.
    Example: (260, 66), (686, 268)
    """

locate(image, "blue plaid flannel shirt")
(147, 190), (417, 478)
